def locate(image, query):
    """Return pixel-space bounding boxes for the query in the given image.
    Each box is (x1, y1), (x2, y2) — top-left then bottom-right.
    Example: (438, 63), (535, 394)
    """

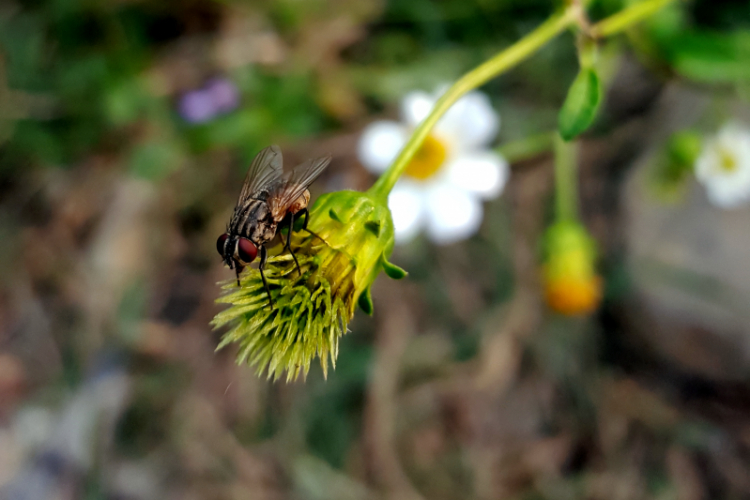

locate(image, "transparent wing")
(267, 154), (332, 220)
(236, 145), (283, 205)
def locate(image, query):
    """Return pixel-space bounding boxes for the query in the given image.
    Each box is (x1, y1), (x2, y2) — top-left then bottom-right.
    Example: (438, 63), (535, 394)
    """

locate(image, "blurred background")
(2, 0), (750, 498)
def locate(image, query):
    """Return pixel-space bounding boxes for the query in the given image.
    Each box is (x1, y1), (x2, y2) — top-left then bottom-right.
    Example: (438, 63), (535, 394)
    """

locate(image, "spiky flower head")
(211, 190), (406, 382)
(542, 221), (601, 316)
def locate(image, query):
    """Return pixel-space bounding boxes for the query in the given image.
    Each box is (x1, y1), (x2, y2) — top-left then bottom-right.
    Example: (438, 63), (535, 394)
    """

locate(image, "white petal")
(358, 121), (408, 173)
(423, 184), (483, 244)
(435, 91), (499, 149)
(400, 91), (435, 127)
(717, 122), (750, 147)
(388, 181), (427, 244)
(443, 151), (509, 199)
(706, 184), (750, 208)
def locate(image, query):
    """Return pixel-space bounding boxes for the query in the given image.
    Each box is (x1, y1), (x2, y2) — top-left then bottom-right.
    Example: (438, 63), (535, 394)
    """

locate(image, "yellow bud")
(542, 221), (602, 316)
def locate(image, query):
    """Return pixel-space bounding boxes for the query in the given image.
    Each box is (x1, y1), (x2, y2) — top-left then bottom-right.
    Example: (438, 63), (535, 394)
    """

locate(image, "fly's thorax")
(230, 199), (278, 246)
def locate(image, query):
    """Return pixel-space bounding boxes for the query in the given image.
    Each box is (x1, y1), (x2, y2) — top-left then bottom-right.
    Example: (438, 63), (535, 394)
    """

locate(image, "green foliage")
(648, 130), (703, 202)
(668, 30), (750, 84)
(0, 1), (153, 169)
(104, 77), (154, 126)
(558, 67), (603, 141)
(128, 138), (183, 182)
(634, 1), (750, 89)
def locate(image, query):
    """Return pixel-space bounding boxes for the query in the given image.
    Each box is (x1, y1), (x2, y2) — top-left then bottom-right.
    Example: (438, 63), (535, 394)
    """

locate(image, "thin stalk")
(590, 0), (677, 38)
(367, 9), (577, 200)
(553, 133), (579, 221)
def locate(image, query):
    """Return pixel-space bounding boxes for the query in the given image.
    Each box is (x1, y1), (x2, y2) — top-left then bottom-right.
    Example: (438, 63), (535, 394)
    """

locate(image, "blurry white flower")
(695, 123), (750, 208)
(358, 89), (509, 244)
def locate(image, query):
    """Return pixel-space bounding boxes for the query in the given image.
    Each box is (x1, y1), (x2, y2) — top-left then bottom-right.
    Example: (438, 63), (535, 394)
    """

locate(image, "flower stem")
(590, 0), (677, 38)
(367, 9), (577, 200)
(553, 133), (578, 221)
(366, 0), (679, 201)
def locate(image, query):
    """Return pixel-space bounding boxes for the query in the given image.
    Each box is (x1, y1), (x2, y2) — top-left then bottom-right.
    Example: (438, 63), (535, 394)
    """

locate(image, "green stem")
(590, 0), (677, 38)
(496, 132), (555, 164)
(553, 133), (578, 221)
(367, 9), (577, 200)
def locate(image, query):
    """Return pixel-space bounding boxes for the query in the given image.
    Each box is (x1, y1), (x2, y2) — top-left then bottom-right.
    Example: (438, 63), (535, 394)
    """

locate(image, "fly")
(216, 145), (331, 306)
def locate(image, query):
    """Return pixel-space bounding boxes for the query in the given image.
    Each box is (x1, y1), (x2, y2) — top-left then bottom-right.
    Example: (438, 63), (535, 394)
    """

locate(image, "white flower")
(358, 89), (509, 244)
(695, 123), (750, 208)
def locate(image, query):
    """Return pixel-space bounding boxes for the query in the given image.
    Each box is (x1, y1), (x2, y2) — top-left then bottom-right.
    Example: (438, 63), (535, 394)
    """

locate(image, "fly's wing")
(236, 145), (283, 204)
(267, 154), (332, 221)
(228, 145), (283, 232)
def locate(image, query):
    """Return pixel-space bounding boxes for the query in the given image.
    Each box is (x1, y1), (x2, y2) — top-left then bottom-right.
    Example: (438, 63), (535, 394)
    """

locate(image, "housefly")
(217, 145), (331, 305)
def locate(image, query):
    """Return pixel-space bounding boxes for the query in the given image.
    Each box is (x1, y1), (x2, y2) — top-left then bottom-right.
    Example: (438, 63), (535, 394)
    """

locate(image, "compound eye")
(216, 233), (229, 257)
(237, 238), (258, 264)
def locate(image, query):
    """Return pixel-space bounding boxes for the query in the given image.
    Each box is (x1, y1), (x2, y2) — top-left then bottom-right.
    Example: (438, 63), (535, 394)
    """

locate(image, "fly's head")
(217, 233), (259, 271)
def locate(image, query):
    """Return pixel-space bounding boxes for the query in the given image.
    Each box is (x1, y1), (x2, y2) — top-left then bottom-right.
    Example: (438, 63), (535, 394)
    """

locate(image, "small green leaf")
(558, 68), (602, 141)
(365, 220), (381, 236)
(381, 253), (407, 280)
(668, 31), (750, 84)
(358, 287), (373, 315)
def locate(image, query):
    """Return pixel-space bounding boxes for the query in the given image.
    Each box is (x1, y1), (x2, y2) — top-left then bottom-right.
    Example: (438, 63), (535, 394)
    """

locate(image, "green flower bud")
(211, 190), (406, 382)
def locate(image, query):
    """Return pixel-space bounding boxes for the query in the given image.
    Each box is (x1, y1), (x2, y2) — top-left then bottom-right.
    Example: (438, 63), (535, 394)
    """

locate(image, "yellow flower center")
(718, 148), (738, 173)
(404, 134), (447, 180)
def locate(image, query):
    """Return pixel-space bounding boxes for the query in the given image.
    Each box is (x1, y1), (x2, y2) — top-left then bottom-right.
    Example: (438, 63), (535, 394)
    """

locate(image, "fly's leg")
(298, 208), (327, 244)
(235, 266), (242, 287)
(259, 246), (274, 308)
(284, 212), (303, 277)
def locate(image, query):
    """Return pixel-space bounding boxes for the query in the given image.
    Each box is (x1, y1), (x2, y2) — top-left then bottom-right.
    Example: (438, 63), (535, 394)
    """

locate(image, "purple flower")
(205, 78), (240, 114)
(177, 77), (241, 124)
(178, 89), (216, 124)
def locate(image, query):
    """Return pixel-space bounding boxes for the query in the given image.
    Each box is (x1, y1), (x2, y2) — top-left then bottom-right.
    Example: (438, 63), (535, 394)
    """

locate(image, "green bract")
(211, 190), (406, 382)
(558, 67), (602, 141)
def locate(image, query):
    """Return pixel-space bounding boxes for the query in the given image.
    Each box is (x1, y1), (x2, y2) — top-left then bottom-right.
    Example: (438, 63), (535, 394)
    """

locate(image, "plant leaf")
(558, 68), (602, 141)
(669, 31), (750, 84)
(358, 287), (373, 315)
(381, 252), (407, 279)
